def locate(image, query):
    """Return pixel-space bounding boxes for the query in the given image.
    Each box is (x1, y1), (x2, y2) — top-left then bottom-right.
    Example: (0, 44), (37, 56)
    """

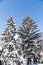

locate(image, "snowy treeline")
(0, 16), (43, 65)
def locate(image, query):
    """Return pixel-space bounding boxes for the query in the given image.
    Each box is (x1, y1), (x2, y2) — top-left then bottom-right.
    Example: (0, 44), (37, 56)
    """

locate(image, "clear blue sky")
(0, 0), (43, 35)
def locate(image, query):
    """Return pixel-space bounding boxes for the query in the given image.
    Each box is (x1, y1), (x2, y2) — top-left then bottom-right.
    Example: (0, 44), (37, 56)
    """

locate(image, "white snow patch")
(9, 42), (13, 45)
(14, 34), (19, 40)
(0, 46), (2, 51)
(40, 51), (43, 56)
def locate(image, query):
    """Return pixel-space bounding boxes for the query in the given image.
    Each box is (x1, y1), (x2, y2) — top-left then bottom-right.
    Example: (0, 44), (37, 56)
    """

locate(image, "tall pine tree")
(18, 16), (42, 64)
(0, 17), (24, 65)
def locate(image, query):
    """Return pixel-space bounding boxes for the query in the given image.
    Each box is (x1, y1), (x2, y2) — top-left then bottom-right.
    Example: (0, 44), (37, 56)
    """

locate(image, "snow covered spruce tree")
(1, 17), (16, 43)
(18, 16), (42, 65)
(0, 17), (23, 65)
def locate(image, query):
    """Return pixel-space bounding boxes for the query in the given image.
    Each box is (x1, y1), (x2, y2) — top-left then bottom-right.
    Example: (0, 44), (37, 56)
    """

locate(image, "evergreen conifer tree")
(18, 16), (42, 64)
(0, 17), (24, 65)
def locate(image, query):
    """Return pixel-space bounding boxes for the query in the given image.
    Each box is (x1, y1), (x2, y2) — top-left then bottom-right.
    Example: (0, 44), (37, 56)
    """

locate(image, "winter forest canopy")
(0, 16), (43, 65)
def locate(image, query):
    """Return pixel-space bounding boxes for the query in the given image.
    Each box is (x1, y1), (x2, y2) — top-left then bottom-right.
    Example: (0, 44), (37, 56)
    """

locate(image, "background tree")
(18, 16), (42, 64)
(0, 17), (24, 65)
